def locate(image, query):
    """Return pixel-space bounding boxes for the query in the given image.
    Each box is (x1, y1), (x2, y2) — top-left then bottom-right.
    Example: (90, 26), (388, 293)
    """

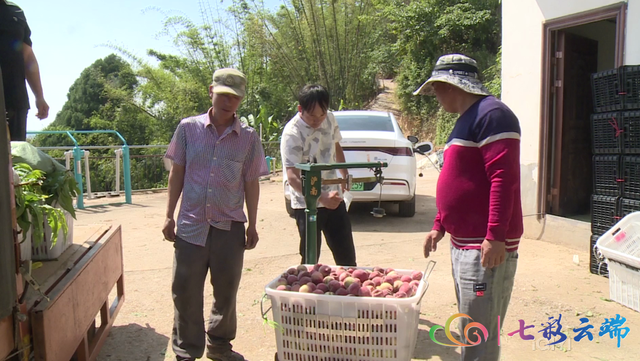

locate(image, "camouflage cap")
(413, 54), (490, 97)
(212, 68), (246, 97)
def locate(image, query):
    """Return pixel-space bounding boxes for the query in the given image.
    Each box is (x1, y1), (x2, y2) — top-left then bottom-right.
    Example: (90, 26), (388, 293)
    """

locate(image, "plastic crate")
(622, 66), (640, 110)
(622, 111), (640, 153)
(621, 198), (640, 218)
(592, 68), (623, 113)
(595, 211), (640, 269)
(590, 235), (609, 277)
(591, 195), (620, 236)
(592, 113), (623, 154)
(262, 263), (434, 361)
(623, 157), (640, 200)
(605, 260), (640, 312)
(31, 211), (74, 260)
(593, 155), (621, 196)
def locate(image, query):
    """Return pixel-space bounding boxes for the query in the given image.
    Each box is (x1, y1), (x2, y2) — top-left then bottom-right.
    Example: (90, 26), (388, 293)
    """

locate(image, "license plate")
(351, 182), (364, 191)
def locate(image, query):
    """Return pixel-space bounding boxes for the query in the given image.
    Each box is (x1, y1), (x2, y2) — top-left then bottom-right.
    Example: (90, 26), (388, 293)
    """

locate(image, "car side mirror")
(407, 135), (419, 144)
(414, 141), (434, 155)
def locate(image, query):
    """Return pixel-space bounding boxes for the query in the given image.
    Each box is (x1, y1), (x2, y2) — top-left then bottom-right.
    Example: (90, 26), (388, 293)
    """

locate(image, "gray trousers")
(450, 245), (518, 361)
(172, 223), (246, 360)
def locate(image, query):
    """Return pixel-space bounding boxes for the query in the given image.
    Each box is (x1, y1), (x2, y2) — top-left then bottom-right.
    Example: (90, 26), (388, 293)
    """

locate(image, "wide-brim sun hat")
(413, 54), (491, 97)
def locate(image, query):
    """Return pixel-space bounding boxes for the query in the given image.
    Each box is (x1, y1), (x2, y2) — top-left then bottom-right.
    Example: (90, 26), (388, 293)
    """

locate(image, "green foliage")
(434, 108), (459, 146)
(241, 106), (284, 142)
(32, 0), (503, 180)
(13, 164), (68, 248)
(378, 0), (502, 140)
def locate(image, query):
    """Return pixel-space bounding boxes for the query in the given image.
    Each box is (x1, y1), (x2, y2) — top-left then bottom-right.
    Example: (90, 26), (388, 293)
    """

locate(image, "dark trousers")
(294, 201), (356, 266)
(171, 223), (245, 360)
(6, 108), (28, 141)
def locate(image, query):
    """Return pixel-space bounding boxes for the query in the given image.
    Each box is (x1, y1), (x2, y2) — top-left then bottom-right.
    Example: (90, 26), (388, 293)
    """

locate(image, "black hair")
(298, 84), (329, 113)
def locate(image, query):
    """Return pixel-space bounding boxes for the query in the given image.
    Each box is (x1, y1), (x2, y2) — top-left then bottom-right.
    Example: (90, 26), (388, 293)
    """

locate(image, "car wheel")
(285, 197), (295, 218)
(398, 196), (416, 217)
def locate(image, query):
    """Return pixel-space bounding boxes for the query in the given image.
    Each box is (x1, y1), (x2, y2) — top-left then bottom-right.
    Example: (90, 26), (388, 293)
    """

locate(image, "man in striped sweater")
(414, 54), (523, 361)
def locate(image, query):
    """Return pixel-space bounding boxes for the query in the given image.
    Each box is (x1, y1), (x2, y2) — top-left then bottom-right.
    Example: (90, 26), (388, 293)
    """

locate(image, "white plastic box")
(596, 212), (640, 312)
(262, 263), (434, 361)
(31, 210), (74, 260)
(606, 261), (640, 312)
(596, 211), (640, 269)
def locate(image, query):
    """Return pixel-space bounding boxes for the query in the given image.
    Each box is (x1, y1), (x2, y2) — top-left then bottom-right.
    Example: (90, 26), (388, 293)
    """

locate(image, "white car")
(283, 110), (432, 217)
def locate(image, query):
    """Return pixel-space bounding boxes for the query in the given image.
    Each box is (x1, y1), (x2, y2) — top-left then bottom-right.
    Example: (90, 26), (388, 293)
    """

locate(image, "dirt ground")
(60, 166), (640, 361)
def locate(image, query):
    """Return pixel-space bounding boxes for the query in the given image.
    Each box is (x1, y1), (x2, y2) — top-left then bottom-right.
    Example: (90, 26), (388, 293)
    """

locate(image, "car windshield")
(334, 114), (395, 132)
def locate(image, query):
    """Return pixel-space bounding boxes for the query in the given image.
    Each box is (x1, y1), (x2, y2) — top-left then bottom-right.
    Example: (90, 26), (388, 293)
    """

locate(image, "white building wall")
(502, 0), (640, 238)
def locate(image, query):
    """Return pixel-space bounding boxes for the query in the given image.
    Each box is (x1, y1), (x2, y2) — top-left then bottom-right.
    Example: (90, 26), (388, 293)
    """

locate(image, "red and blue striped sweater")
(434, 96), (523, 252)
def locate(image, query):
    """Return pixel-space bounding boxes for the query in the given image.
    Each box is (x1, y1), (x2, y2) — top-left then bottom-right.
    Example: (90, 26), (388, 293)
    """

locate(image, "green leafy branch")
(13, 163), (68, 248)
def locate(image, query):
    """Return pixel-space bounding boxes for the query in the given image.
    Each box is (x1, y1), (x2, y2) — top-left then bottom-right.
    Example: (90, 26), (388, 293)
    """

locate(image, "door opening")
(539, 4), (626, 222)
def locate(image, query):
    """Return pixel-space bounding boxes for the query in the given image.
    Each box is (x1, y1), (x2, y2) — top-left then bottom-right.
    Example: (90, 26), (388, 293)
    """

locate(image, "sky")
(15, 0), (281, 133)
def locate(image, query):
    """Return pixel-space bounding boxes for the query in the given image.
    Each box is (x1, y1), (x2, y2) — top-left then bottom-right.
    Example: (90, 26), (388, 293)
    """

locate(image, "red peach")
(360, 286), (372, 297)
(352, 269), (369, 284)
(306, 282), (317, 292)
(401, 275), (413, 283)
(377, 282), (393, 292)
(319, 265), (332, 277)
(335, 288), (349, 296)
(412, 271), (424, 281)
(299, 276), (312, 285)
(311, 272), (324, 284)
(393, 280), (404, 292)
(291, 284), (301, 292)
(347, 283), (361, 296)
(384, 274), (400, 284)
(277, 278), (288, 287)
(399, 283), (413, 295)
(296, 265), (308, 274)
(344, 277), (359, 288)
(394, 291), (408, 298)
(372, 277), (383, 287)
(313, 289), (325, 294)
(328, 280), (342, 293)
(316, 283), (329, 293)
(369, 271), (382, 280)
(363, 280), (375, 288)
(287, 275), (298, 285)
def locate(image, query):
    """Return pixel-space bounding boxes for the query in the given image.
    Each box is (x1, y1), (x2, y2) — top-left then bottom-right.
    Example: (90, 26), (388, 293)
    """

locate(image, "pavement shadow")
(78, 202), (150, 215)
(97, 323), (169, 361)
(348, 194), (437, 233)
(413, 318), (461, 361)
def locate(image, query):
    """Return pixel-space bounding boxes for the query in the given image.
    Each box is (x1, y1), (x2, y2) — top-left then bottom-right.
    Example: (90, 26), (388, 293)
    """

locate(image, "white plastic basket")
(595, 211), (640, 269)
(261, 261), (435, 361)
(31, 211), (74, 260)
(606, 260), (640, 312)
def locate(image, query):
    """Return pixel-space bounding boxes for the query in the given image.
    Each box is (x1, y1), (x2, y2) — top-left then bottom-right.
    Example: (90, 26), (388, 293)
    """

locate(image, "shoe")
(176, 357), (195, 361)
(206, 349), (246, 361)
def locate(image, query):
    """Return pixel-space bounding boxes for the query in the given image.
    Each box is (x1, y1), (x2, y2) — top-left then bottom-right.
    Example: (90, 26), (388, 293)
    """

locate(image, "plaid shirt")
(165, 109), (269, 246)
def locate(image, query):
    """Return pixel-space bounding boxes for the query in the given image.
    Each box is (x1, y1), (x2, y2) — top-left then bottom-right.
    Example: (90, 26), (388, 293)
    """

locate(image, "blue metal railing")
(26, 130), (132, 209)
